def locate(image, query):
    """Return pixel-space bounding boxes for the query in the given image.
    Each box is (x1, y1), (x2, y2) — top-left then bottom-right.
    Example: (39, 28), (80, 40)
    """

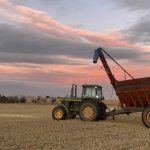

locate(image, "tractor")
(52, 84), (107, 121)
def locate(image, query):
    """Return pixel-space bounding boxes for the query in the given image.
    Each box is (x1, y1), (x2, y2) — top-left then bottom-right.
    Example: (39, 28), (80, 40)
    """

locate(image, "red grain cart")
(93, 47), (150, 128)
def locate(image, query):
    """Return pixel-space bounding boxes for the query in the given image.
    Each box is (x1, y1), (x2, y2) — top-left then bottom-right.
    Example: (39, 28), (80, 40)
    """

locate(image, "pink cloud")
(0, 63), (106, 84)
(0, 62), (149, 86)
(1, 0), (150, 51)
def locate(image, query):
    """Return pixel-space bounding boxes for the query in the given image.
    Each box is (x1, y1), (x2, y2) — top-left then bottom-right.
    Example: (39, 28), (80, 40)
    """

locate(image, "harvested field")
(0, 102), (150, 150)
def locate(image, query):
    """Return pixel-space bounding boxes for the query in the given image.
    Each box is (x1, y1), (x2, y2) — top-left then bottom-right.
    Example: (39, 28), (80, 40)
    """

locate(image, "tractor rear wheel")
(79, 100), (99, 121)
(142, 106), (150, 128)
(52, 105), (67, 120)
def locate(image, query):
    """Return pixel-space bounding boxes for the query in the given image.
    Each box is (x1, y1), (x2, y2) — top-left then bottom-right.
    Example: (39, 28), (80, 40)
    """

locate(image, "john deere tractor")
(52, 84), (107, 121)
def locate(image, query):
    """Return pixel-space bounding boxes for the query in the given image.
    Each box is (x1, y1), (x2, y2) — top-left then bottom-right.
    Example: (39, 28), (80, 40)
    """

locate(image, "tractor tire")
(52, 105), (67, 120)
(79, 100), (99, 121)
(98, 102), (107, 120)
(142, 106), (150, 128)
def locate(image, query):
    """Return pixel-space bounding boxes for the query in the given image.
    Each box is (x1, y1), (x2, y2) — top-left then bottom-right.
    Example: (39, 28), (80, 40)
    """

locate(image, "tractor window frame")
(84, 87), (96, 98)
(96, 88), (102, 98)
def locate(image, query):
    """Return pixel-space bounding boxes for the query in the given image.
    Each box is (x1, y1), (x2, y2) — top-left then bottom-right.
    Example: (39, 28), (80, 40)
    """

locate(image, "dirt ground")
(0, 102), (150, 150)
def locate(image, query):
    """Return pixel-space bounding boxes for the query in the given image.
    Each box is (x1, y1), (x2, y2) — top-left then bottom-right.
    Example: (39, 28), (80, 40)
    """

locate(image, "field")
(0, 102), (150, 150)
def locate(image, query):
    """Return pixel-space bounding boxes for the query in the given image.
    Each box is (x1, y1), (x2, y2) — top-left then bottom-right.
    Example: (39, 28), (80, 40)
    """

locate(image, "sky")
(0, 0), (150, 99)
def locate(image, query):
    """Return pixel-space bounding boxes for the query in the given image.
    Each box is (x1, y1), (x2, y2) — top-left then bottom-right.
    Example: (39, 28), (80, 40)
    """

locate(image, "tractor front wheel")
(142, 106), (150, 128)
(79, 100), (99, 121)
(52, 105), (67, 120)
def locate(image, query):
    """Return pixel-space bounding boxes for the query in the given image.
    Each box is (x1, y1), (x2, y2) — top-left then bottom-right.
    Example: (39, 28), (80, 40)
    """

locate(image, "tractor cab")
(82, 85), (104, 100)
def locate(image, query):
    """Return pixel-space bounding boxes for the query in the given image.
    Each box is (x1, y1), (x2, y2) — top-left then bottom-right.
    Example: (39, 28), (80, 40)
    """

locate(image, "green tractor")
(52, 84), (107, 121)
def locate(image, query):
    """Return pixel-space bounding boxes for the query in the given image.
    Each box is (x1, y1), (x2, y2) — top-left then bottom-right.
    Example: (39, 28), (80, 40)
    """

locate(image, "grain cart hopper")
(93, 47), (150, 128)
(52, 84), (107, 121)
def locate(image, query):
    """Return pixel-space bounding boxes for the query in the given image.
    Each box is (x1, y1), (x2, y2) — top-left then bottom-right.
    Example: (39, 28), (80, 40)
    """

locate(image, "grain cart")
(93, 47), (150, 128)
(52, 84), (107, 121)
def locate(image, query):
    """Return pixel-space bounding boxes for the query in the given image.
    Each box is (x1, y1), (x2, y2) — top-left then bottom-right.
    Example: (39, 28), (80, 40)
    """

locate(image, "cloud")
(0, 0), (146, 50)
(0, 0), (149, 65)
(107, 0), (150, 51)
(0, 23), (147, 66)
(107, 0), (150, 46)
(0, 23), (95, 65)
(0, 62), (109, 93)
(0, 0), (150, 52)
(110, 0), (150, 11)
(122, 14), (150, 45)
(109, 0), (150, 47)
(0, 80), (74, 97)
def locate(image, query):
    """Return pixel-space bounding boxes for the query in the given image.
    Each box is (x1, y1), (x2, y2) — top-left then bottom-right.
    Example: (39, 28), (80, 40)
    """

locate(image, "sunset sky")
(0, 0), (150, 98)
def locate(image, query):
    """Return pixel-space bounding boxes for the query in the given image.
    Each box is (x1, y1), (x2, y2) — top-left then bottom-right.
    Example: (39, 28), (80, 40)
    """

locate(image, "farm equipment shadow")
(102, 114), (142, 127)
(70, 114), (142, 127)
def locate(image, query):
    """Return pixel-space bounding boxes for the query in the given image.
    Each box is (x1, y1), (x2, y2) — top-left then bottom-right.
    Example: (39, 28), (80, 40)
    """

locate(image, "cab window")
(96, 88), (102, 98)
(85, 87), (95, 97)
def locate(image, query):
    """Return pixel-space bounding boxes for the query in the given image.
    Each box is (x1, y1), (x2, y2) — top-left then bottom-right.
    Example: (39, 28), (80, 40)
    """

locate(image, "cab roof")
(82, 84), (102, 88)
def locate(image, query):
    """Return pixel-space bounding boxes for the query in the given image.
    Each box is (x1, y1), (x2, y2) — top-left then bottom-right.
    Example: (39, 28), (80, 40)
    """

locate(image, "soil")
(0, 103), (150, 150)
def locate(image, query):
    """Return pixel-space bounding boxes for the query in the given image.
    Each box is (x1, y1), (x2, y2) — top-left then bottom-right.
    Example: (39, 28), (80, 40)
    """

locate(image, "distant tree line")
(31, 96), (56, 104)
(0, 95), (56, 104)
(0, 95), (26, 103)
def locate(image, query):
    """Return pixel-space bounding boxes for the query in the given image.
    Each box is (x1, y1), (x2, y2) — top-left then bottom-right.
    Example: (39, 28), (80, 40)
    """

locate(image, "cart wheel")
(142, 107), (150, 128)
(52, 105), (67, 120)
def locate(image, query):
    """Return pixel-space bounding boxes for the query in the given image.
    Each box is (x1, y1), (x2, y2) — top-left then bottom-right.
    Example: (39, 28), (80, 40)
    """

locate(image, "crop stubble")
(0, 102), (150, 150)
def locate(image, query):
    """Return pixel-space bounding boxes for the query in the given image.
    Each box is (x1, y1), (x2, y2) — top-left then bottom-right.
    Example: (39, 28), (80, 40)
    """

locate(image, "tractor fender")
(59, 104), (69, 117)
